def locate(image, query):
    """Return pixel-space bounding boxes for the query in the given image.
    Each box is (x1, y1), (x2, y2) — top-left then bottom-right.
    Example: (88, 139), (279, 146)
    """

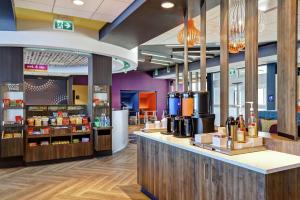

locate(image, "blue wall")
(266, 63), (277, 110)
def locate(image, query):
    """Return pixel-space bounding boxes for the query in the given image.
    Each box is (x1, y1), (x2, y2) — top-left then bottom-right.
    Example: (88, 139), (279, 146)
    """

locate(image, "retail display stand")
(91, 85), (112, 156)
(24, 105), (93, 163)
(0, 83), (24, 158)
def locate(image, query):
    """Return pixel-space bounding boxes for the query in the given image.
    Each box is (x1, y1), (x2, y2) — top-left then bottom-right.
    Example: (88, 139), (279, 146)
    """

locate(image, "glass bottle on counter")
(246, 102), (258, 138)
(236, 106), (246, 143)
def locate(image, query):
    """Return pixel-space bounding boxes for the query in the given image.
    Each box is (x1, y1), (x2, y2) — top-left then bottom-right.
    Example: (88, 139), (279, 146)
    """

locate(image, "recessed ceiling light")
(73, 0), (84, 6)
(161, 1), (174, 9)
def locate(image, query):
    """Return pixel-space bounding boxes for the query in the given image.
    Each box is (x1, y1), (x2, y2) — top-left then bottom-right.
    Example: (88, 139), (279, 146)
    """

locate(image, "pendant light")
(177, 19), (200, 47)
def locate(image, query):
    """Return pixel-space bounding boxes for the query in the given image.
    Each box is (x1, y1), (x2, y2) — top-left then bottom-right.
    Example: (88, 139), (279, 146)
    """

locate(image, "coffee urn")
(191, 91), (215, 137)
(165, 92), (181, 135)
(173, 92), (193, 137)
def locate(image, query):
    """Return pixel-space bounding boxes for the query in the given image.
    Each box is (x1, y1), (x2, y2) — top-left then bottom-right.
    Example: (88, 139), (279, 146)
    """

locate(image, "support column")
(245, 0), (258, 123)
(220, 0), (229, 126)
(207, 73), (213, 113)
(195, 72), (199, 91)
(189, 71), (193, 91)
(0, 47), (23, 83)
(175, 64), (179, 91)
(88, 54), (112, 122)
(277, 0), (298, 140)
(200, 0), (207, 91)
(183, 5), (189, 92)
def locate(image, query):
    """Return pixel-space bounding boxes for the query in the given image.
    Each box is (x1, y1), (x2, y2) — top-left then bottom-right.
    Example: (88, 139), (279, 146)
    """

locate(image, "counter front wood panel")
(137, 136), (300, 200)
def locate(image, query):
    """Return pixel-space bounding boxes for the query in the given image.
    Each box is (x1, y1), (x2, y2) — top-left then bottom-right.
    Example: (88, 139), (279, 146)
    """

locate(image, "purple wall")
(112, 71), (170, 119)
(73, 75), (88, 85)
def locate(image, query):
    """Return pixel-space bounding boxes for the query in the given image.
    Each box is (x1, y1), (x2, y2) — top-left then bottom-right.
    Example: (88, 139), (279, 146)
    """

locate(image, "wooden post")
(175, 63), (179, 91)
(200, 0), (207, 91)
(220, 0), (229, 126)
(189, 71), (193, 91)
(183, 5), (189, 92)
(277, 0), (298, 140)
(195, 72), (199, 91)
(245, 0), (258, 124)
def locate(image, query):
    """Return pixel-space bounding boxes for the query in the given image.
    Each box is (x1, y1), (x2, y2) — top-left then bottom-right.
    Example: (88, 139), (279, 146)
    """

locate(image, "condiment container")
(42, 117), (49, 126)
(9, 100), (16, 107)
(16, 99), (23, 107)
(71, 126), (77, 133)
(82, 117), (89, 125)
(3, 99), (10, 108)
(35, 117), (42, 126)
(76, 116), (82, 125)
(28, 127), (34, 135)
(154, 121), (161, 129)
(62, 118), (70, 125)
(41, 128), (50, 135)
(81, 137), (89, 143)
(56, 117), (63, 125)
(70, 116), (76, 125)
(50, 118), (56, 125)
(237, 130), (246, 143)
(15, 115), (22, 124)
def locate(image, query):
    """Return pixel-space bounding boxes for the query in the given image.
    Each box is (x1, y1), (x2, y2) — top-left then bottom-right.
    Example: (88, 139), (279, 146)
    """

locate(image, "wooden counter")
(137, 132), (300, 200)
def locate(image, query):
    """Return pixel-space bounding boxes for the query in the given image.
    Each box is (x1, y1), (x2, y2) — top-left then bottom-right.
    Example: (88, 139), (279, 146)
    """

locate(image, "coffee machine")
(191, 91), (215, 137)
(173, 92), (193, 138)
(164, 92), (181, 135)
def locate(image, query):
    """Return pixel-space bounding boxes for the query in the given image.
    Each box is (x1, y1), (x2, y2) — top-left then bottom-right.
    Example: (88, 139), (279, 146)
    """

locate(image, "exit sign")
(53, 19), (74, 32)
(229, 68), (238, 77)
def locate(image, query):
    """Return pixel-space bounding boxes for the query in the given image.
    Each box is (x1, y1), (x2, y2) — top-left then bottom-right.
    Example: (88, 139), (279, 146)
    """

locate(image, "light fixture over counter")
(177, 19), (200, 48)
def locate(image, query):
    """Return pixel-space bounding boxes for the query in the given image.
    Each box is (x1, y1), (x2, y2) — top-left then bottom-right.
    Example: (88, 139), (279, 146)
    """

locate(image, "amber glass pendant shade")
(177, 19), (200, 48)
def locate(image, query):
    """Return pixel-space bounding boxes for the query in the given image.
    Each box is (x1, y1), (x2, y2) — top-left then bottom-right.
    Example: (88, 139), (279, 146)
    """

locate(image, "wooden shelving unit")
(91, 85), (112, 156)
(24, 105), (93, 163)
(0, 83), (24, 158)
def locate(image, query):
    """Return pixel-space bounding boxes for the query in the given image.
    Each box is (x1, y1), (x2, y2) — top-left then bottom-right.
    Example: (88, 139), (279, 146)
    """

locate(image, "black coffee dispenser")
(173, 92), (194, 138)
(164, 92), (181, 135)
(191, 91), (215, 137)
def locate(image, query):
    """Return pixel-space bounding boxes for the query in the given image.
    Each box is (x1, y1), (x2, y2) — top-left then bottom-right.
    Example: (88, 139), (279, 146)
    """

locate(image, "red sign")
(24, 64), (48, 72)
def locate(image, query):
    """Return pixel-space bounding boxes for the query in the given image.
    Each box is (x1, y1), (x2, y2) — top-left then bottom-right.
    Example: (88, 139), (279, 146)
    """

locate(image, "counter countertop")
(135, 131), (300, 174)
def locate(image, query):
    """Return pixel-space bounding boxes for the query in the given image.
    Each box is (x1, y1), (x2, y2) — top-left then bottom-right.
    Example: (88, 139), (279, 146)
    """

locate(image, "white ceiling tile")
(53, 7), (92, 18)
(118, 0), (134, 3)
(91, 13), (115, 23)
(54, 0), (104, 12)
(14, 0), (53, 12)
(96, 0), (130, 16)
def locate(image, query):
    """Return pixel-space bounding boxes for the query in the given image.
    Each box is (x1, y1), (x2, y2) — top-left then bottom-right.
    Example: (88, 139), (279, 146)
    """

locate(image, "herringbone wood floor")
(0, 144), (148, 200)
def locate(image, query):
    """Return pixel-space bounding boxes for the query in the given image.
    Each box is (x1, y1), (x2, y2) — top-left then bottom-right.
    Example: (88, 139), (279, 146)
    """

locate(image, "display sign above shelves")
(24, 64), (48, 72)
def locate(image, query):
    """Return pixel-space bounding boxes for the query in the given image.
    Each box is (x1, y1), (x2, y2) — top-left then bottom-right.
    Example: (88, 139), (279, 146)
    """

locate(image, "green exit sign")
(53, 19), (74, 32)
(229, 68), (238, 77)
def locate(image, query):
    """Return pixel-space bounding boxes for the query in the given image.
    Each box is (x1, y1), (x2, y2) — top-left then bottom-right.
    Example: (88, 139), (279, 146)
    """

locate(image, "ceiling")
(23, 48), (134, 76)
(13, 0), (134, 23)
(15, 7), (106, 30)
(99, 0), (220, 49)
(137, 0), (299, 72)
(24, 48), (89, 66)
(143, 0), (283, 45)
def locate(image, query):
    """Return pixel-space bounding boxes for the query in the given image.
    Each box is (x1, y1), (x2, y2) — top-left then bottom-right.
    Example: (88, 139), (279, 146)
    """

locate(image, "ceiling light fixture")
(141, 51), (167, 58)
(229, 0), (265, 54)
(177, 19), (200, 47)
(171, 56), (193, 62)
(151, 58), (172, 63)
(73, 0), (84, 6)
(161, 1), (175, 9)
(150, 61), (169, 66)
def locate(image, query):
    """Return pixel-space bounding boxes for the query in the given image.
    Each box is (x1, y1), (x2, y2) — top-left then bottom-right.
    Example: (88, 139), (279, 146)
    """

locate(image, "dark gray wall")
(0, 47), (23, 83)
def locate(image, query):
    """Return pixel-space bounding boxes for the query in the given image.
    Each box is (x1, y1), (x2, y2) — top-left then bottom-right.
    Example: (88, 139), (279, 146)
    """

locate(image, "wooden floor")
(0, 144), (148, 200)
